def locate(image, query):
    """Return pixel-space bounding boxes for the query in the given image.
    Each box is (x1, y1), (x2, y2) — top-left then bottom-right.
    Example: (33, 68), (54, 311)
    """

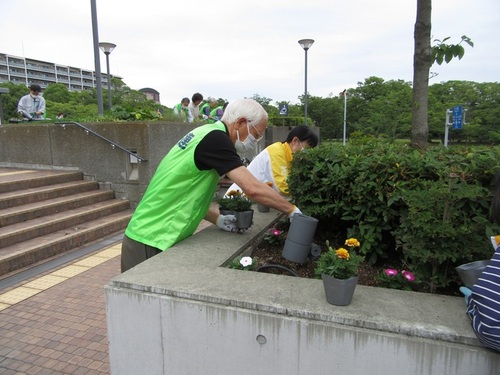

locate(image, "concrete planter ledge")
(105, 209), (499, 375)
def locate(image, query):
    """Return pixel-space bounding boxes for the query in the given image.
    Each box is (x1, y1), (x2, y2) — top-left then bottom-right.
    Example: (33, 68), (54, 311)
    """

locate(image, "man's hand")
(217, 214), (238, 232)
(288, 206), (302, 221)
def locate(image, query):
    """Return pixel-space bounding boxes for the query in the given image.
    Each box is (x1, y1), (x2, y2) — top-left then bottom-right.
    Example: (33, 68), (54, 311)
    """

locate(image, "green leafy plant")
(261, 218), (290, 247)
(432, 35), (474, 65)
(288, 141), (500, 293)
(376, 268), (418, 291)
(228, 256), (258, 271)
(217, 190), (253, 212)
(315, 238), (364, 279)
(263, 228), (287, 247)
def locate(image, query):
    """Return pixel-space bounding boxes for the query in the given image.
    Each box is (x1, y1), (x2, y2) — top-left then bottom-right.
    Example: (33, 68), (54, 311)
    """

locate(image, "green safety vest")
(199, 103), (211, 118)
(173, 103), (189, 118)
(209, 106), (223, 123)
(125, 122), (226, 250)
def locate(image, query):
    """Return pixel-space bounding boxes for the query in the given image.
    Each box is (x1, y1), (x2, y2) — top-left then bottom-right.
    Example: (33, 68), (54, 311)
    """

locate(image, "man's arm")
(226, 166), (296, 215)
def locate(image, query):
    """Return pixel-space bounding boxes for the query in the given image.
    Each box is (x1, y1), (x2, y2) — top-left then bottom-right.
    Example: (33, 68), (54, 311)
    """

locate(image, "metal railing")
(56, 121), (147, 162)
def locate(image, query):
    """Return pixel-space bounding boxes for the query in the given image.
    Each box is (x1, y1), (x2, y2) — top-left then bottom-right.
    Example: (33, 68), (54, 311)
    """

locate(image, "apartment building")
(0, 52), (116, 92)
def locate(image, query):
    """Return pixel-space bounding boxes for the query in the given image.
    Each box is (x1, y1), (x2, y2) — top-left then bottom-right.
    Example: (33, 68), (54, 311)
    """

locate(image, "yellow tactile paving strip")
(0, 243), (121, 312)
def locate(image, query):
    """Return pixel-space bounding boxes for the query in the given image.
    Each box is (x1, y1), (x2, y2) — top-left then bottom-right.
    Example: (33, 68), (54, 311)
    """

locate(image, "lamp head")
(99, 42), (117, 54)
(298, 39), (315, 51)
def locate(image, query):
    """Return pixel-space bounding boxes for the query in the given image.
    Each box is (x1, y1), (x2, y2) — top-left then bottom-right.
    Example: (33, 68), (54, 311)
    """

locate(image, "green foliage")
(0, 82), (29, 119)
(376, 269), (419, 291)
(228, 256), (258, 271)
(0, 79), (167, 122)
(216, 190), (253, 211)
(4, 76), (500, 145)
(268, 116), (308, 127)
(288, 140), (500, 293)
(393, 179), (493, 292)
(432, 35), (474, 65)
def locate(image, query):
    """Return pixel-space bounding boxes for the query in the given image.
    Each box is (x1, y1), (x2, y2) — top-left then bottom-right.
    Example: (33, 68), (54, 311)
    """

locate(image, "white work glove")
(217, 214), (238, 232)
(288, 206), (302, 222)
(202, 114), (209, 120)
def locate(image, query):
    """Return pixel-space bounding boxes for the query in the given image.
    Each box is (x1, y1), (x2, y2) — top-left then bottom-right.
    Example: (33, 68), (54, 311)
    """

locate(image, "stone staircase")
(0, 168), (132, 276)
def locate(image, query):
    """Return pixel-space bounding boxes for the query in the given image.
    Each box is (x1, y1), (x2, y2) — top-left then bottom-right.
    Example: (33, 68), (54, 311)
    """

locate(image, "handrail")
(56, 121), (147, 162)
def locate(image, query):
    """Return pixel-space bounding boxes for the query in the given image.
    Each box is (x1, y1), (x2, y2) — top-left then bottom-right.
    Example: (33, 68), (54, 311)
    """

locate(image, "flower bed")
(246, 232), (459, 296)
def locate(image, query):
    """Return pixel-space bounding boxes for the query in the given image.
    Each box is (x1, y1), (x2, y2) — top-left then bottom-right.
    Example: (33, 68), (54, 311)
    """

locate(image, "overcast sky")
(2, 0), (499, 107)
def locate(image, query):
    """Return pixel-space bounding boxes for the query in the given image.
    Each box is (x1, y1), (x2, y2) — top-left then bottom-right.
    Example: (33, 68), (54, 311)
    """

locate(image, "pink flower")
(271, 229), (282, 236)
(402, 270), (415, 282)
(384, 268), (398, 277)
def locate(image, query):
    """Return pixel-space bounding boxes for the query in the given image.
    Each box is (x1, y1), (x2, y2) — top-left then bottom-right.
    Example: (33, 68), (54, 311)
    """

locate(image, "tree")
(0, 82), (29, 119)
(411, 0), (432, 149)
(43, 83), (73, 104)
(411, 0), (474, 148)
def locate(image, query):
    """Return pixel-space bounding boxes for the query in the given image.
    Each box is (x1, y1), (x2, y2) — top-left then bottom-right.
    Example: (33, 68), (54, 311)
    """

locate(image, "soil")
(251, 242), (461, 296)
(251, 244), (380, 286)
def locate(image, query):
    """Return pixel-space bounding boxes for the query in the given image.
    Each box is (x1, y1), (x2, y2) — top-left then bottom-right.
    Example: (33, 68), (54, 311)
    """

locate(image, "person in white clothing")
(187, 92), (203, 123)
(226, 125), (318, 197)
(17, 84), (46, 120)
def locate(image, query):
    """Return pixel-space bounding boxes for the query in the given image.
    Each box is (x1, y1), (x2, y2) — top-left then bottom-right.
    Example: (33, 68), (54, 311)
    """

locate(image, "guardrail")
(56, 121), (147, 163)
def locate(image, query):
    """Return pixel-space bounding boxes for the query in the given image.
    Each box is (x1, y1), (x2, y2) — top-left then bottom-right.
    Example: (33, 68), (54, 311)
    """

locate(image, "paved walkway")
(0, 221), (212, 374)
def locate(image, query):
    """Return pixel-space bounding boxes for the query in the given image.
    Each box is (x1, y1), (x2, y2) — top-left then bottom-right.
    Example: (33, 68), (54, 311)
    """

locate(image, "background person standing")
(17, 84), (46, 120)
(187, 92), (203, 123)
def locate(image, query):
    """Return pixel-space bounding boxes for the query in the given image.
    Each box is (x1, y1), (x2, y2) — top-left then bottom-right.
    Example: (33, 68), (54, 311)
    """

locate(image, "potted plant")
(315, 238), (364, 306)
(217, 190), (254, 229)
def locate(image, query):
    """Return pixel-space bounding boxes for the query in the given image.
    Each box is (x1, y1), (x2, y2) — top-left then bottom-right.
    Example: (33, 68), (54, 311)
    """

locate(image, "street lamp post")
(99, 42), (116, 110)
(90, 0), (104, 116)
(341, 89), (347, 145)
(298, 39), (314, 126)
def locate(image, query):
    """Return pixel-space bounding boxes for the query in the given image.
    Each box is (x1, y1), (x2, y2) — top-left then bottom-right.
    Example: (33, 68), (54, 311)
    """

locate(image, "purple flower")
(271, 229), (282, 236)
(384, 268), (398, 277)
(402, 270), (415, 282)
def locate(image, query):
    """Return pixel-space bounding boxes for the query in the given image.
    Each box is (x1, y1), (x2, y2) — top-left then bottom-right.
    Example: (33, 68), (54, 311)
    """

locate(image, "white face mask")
(30, 93), (38, 99)
(235, 128), (258, 152)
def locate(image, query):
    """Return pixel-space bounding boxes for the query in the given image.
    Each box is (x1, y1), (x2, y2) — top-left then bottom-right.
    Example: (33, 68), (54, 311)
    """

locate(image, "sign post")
(279, 103), (289, 127)
(444, 105), (464, 148)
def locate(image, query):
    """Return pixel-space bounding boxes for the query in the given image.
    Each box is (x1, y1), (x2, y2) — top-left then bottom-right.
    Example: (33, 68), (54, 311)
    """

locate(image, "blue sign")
(452, 105), (463, 129)
(279, 104), (289, 116)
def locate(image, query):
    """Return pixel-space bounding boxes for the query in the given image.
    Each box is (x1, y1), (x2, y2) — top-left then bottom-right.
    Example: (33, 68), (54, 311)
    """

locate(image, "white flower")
(240, 256), (253, 267)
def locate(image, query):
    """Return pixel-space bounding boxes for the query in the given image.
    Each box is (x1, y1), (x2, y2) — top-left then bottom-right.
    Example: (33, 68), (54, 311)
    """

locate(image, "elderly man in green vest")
(121, 98), (302, 272)
(199, 96), (218, 122)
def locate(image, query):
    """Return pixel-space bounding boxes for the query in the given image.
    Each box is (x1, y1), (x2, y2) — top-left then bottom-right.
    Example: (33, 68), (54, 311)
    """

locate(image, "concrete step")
(0, 180), (100, 210)
(0, 210), (132, 276)
(0, 189), (115, 227)
(0, 167), (131, 275)
(0, 169), (83, 194)
(0, 199), (131, 248)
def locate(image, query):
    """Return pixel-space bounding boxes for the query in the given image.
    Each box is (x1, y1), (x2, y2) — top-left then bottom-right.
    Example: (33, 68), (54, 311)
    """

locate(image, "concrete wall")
(105, 210), (499, 375)
(0, 122), (318, 207)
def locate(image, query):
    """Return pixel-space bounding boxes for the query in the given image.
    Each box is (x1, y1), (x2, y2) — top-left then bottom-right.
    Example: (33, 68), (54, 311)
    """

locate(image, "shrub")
(288, 140), (500, 293)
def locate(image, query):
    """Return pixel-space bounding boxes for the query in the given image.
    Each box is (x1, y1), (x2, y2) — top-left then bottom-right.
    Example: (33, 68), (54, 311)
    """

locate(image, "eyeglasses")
(249, 123), (264, 141)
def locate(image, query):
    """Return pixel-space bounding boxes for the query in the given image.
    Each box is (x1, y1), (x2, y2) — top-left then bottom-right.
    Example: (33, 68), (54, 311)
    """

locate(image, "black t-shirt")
(194, 125), (243, 176)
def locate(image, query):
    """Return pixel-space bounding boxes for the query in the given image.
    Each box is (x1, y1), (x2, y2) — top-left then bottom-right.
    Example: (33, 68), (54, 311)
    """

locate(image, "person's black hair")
(284, 125), (319, 147)
(192, 92), (203, 102)
(490, 170), (500, 225)
(181, 97), (190, 104)
(29, 84), (42, 93)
